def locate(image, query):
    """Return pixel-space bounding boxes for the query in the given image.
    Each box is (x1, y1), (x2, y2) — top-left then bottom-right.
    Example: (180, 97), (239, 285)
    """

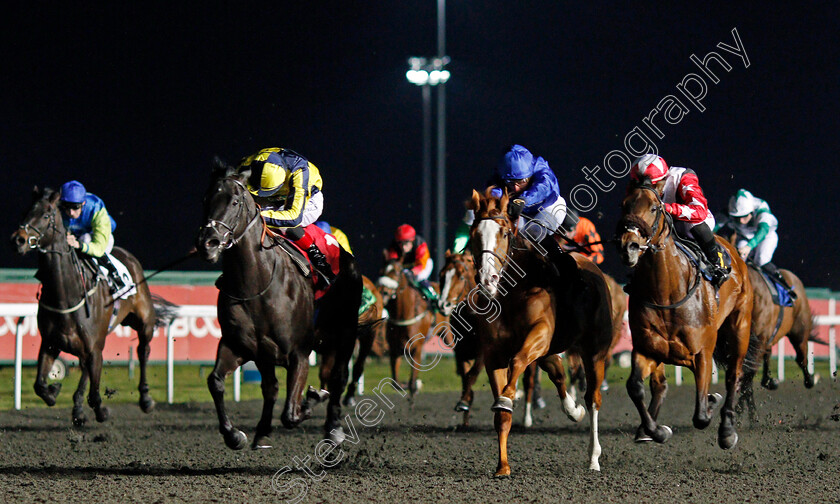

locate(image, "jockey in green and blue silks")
(59, 180), (127, 294)
(59, 180), (116, 257)
(452, 145), (567, 252)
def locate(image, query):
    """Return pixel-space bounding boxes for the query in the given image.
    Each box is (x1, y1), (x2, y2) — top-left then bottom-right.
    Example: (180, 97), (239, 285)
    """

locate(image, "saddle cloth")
(753, 266), (795, 307)
(274, 224), (341, 301)
(98, 252), (137, 300)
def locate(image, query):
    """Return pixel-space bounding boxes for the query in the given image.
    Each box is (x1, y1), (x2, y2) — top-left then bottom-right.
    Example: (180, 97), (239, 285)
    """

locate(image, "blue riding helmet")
(497, 145), (535, 180)
(314, 220), (331, 234)
(60, 180), (86, 204)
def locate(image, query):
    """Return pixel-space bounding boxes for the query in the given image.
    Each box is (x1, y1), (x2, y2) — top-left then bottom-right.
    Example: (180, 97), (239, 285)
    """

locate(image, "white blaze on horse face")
(439, 268), (456, 315)
(476, 219), (502, 296)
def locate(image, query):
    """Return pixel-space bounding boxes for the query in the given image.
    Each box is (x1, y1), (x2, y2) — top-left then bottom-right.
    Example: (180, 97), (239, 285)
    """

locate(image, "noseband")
(19, 204), (69, 255)
(621, 184), (672, 253)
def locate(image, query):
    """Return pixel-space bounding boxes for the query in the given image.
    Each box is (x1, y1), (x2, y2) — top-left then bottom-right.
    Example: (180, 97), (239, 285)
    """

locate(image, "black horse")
(195, 161), (362, 449)
(11, 187), (176, 426)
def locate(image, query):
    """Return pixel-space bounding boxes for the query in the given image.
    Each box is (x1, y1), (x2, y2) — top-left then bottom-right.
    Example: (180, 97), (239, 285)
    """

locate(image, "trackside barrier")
(6, 299), (840, 409)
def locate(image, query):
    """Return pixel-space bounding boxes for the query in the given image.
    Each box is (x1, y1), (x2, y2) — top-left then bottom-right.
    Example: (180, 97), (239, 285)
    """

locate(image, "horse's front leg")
(281, 348), (311, 430)
(760, 350), (779, 390)
(581, 351), (608, 471)
(252, 358), (280, 449)
(521, 363), (536, 428)
(634, 363), (668, 441)
(626, 351), (672, 443)
(495, 322), (551, 412)
(691, 347), (721, 430)
(486, 366), (512, 477)
(207, 341), (247, 449)
(33, 343), (61, 406)
(538, 353), (585, 422)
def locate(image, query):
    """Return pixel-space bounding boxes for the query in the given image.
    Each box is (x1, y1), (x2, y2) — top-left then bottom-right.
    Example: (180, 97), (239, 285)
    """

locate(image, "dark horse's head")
(438, 250), (475, 316)
(466, 187), (516, 298)
(617, 179), (667, 268)
(11, 186), (68, 256)
(195, 158), (255, 263)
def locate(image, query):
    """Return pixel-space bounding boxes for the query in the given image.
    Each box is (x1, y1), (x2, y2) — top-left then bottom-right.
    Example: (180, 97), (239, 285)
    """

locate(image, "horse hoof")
(708, 392), (723, 408)
(342, 395), (356, 407)
(718, 430), (739, 450)
(762, 378), (779, 390)
(95, 407), (110, 423)
(652, 425), (672, 443)
(533, 397), (547, 410)
(491, 397), (514, 413)
(251, 436), (272, 450)
(454, 401), (470, 412)
(49, 383), (63, 398)
(306, 385), (330, 403)
(565, 405), (586, 423)
(589, 460), (601, 471)
(329, 426), (346, 445)
(72, 411), (87, 427)
(140, 398), (156, 414)
(493, 466), (511, 478)
(805, 373), (819, 388)
(634, 433), (653, 443)
(224, 430), (248, 450)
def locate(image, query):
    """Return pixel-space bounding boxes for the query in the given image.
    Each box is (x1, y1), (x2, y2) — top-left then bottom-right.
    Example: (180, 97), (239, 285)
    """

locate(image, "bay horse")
(617, 179), (756, 449)
(340, 274), (386, 407)
(195, 162), (361, 449)
(737, 263), (815, 421)
(377, 256), (446, 399)
(11, 187), (176, 426)
(468, 188), (614, 475)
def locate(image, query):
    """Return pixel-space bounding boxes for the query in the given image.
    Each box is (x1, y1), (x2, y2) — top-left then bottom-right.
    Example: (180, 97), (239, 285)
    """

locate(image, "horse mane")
(211, 155), (241, 180)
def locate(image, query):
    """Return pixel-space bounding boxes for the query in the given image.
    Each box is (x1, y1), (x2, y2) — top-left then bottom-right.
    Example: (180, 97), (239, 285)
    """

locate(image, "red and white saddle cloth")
(294, 224), (342, 301)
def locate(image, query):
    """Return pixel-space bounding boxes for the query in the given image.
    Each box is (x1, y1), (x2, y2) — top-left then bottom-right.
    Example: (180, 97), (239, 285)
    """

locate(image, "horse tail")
(809, 316), (829, 345)
(151, 294), (180, 328)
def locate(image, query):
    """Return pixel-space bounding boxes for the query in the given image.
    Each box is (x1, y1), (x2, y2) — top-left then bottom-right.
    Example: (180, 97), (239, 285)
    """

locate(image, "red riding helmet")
(630, 154), (669, 183)
(395, 224), (416, 242)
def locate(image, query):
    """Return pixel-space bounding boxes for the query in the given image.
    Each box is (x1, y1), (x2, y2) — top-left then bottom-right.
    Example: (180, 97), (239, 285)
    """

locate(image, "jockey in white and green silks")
(716, 188), (795, 297)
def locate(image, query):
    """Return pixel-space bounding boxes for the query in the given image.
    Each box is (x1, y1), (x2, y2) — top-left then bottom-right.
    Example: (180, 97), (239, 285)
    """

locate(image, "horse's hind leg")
(136, 326), (156, 413)
(86, 351), (110, 423)
(457, 355), (483, 426)
(788, 323), (816, 388)
(626, 352), (672, 443)
(521, 363), (535, 428)
(633, 363), (668, 442)
(207, 342), (247, 450)
(718, 308), (752, 450)
(736, 369), (758, 425)
(281, 349), (311, 430)
(691, 347), (720, 430)
(539, 354), (585, 422)
(252, 359), (280, 449)
(582, 353), (606, 471)
(344, 334), (373, 407)
(33, 344), (62, 406)
(72, 366), (89, 426)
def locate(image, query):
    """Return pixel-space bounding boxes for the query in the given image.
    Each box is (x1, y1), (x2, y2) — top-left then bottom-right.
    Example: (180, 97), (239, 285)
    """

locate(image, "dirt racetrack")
(1, 378), (838, 503)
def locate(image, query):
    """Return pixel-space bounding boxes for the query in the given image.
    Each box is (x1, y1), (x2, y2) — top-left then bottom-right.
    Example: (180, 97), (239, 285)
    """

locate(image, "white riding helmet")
(728, 188), (756, 217)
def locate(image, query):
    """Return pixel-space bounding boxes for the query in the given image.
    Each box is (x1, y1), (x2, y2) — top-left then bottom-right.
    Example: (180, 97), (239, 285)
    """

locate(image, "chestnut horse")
(737, 263), (815, 420)
(566, 273), (628, 394)
(618, 180), (756, 449)
(11, 187), (176, 426)
(195, 163), (361, 449)
(378, 257), (446, 399)
(468, 189), (614, 475)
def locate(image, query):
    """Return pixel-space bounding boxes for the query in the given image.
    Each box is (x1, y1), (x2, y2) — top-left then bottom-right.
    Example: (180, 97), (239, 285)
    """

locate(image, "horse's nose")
(11, 232), (26, 250)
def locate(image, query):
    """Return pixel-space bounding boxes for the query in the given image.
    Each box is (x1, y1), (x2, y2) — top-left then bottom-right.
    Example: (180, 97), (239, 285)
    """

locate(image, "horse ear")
(31, 185), (41, 201)
(500, 190), (509, 214)
(382, 248), (390, 261)
(47, 188), (60, 204)
(212, 155), (238, 178)
(468, 189), (481, 211)
(445, 249), (452, 258)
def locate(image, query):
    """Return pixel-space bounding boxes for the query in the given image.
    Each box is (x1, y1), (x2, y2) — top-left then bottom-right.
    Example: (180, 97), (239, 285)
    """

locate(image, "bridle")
(473, 214), (517, 276)
(440, 256), (475, 307)
(200, 178), (262, 250)
(620, 183), (672, 254)
(19, 203), (70, 255)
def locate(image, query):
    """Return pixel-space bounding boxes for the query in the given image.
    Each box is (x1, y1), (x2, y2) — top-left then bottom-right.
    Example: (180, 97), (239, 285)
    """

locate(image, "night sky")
(3, 3), (839, 290)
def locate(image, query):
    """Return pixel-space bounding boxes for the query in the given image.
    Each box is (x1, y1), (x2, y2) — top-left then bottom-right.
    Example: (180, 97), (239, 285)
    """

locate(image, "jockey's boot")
(691, 223), (729, 289)
(97, 254), (127, 295)
(762, 262), (797, 300)
(538, 234), (572, 291)
(306, 245), (336, 287)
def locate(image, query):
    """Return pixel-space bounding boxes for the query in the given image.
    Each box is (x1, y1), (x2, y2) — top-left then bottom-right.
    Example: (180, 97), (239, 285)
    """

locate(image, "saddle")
(751, 264), (795, 307)
(673, 239), (731, 284)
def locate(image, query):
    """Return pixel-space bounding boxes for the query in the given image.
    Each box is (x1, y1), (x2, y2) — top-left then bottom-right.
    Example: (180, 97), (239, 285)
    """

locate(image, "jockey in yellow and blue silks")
(59, 180), (126, 294)
(240, 147), (335, 285)
(452, 145), (567, 253)
(315, 220), (352, 254)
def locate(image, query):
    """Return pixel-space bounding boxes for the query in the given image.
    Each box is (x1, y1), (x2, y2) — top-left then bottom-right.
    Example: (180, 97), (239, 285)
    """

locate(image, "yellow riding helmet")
(247, 162), (287, 197)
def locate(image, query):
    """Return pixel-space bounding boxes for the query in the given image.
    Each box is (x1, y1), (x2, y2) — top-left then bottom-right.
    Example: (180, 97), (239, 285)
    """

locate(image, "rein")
(385, 264), (433, 326)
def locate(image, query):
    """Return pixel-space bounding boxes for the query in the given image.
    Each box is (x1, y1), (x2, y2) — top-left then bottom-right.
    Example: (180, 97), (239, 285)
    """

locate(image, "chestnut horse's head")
(617, 180), (668, 267)
(11, 186), (67, 255)
(195, 158), (256, 263)
(467, 188), (515, 297)
(438, 250), (475, 316)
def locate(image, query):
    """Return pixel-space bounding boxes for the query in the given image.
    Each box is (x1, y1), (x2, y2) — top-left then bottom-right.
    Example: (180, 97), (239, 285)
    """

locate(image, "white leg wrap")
(562, 393), (586, 422)
(588, 407), (602, 471)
